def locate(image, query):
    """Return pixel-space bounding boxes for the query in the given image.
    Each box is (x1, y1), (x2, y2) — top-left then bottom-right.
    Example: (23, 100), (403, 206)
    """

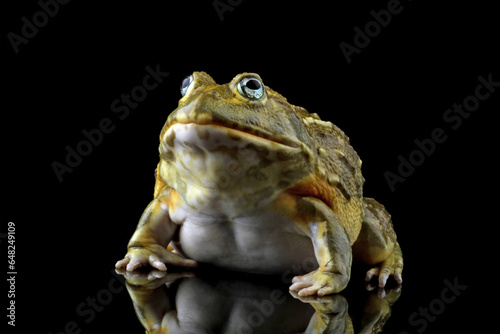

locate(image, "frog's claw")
(365, 242), (403, 287)
(115, 252), (166, 272)
(115, 245), (198, 272)
(290, 269), (348, 296)
(115, 267), (195, 289)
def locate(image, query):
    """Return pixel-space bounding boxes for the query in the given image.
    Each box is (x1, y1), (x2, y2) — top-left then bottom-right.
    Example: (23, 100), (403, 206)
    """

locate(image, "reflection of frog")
(118, 268), (401, 334)
(116, 72), (403, 295)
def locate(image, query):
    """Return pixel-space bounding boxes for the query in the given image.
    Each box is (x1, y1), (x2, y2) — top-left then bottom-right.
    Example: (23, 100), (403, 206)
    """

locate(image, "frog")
(116, 72), (403, 295)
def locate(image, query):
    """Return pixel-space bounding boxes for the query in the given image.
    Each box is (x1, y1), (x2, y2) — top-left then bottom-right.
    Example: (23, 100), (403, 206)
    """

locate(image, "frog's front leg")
(115, 188), (198, 272)
(289, 197), (352, 296)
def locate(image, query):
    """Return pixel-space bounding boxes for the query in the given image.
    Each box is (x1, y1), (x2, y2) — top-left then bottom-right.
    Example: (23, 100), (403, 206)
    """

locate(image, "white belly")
(170, 203), (318, 275)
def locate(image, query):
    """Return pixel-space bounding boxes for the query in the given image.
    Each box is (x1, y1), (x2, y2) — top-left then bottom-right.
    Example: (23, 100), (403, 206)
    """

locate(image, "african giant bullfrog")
(116, 72), (403, 295)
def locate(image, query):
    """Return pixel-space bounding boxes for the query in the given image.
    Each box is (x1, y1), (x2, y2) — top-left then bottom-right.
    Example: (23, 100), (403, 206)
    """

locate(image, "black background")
(1, 1), (499, 333)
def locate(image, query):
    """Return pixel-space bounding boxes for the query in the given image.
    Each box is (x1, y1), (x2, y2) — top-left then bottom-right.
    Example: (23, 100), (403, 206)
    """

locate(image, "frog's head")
(158, 72), (361, 214)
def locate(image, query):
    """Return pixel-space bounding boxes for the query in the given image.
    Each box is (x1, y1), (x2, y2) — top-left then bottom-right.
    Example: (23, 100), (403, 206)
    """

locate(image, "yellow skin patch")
(116, 72), (403, 295)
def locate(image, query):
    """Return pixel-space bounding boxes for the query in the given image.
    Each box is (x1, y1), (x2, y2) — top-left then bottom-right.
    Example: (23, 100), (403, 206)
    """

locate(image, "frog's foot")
(365, 243), (403, 288)
(115, 244), (198, 272)
(115, 267), (195, 289)
(289, 269), (348, 296)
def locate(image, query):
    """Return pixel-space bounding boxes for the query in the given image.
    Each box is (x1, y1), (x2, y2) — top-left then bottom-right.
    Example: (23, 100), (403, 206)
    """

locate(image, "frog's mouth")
(160, 123), (311, 185)
(163, 122), (302, 150)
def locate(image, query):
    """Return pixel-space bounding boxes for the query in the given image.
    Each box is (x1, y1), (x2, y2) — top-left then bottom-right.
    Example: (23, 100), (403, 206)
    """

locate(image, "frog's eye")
(237, 76), (265, 101)
(180, 75), (194, 97)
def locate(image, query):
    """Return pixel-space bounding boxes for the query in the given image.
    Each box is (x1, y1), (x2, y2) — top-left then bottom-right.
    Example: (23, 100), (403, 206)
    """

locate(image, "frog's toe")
(289, 279), (334, 297)
(148, 255), (168, 271)
(126, 255), (150, 271)
(291, 282), (327, 297)
(124, 253), (167, 271)
(289, 270), (346, 296)
(115, 257), (131, 269)
(365, 255), (403, 288)
(115, 248), (167, 272)
(116, 246), (197, 273)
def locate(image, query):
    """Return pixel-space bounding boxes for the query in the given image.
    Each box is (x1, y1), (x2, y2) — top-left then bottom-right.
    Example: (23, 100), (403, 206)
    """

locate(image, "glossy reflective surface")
(117, 266), (401, 334)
